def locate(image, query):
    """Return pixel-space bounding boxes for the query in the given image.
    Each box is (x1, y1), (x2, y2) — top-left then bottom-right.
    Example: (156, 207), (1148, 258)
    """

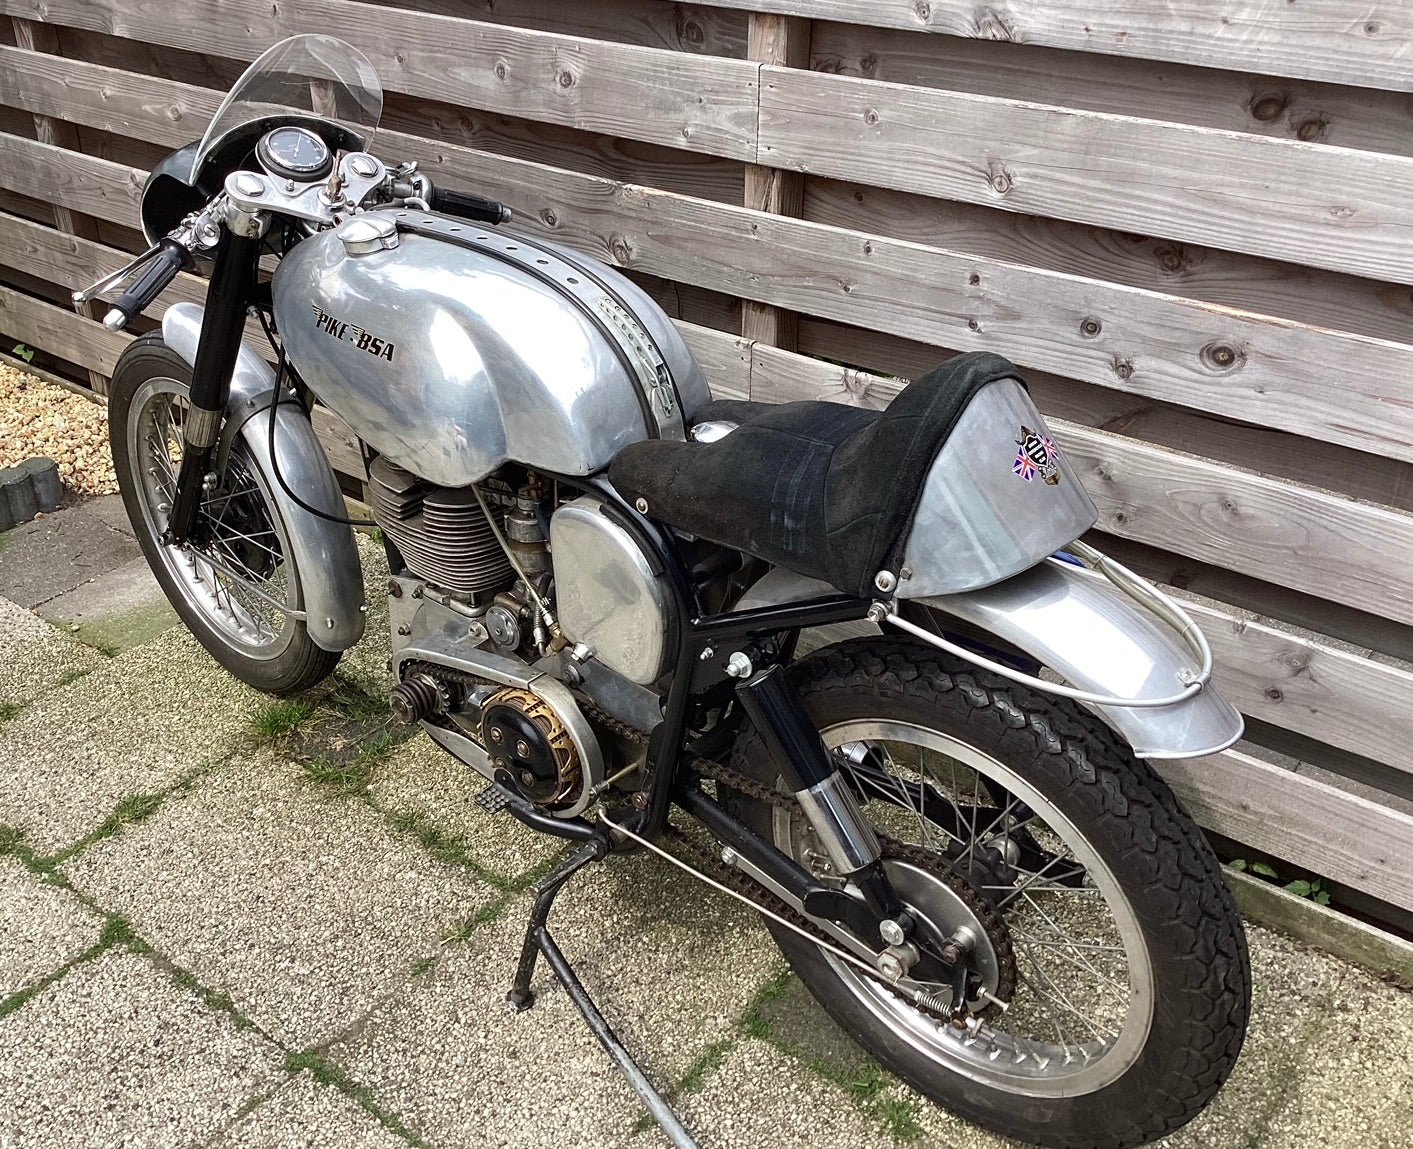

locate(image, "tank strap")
(392, 213), (685, 442)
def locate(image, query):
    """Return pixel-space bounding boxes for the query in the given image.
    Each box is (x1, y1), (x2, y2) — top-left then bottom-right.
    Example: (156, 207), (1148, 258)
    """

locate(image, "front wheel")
(725, 637), (1250, 1149)
(110, 333), (339, 694)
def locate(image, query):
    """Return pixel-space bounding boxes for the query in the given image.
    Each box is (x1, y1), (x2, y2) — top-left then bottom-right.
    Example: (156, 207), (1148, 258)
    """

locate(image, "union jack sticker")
(1013, 425), (1062, 486)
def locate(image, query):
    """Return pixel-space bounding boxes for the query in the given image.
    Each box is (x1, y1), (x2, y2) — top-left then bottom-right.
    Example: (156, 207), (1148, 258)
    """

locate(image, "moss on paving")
(737, 967), (925, 1142)
(284, 1050), (432, 1148)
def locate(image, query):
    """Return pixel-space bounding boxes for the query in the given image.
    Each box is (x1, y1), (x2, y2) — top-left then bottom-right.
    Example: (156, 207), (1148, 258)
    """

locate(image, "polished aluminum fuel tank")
(272, 210), (711, 487)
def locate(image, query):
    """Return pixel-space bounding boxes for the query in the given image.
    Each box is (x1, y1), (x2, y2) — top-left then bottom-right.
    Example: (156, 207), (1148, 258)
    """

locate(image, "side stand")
(506, 838), (701, 1149)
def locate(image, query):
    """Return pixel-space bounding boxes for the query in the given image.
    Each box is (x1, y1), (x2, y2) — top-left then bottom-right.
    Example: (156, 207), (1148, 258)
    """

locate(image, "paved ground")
(1, 497), (1411, 1149)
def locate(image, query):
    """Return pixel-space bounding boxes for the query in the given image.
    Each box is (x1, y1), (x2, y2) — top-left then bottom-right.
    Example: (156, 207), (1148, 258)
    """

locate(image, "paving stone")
(0, 456), (61, 532)
(212, 1070), (409, 1149)
(0, 625), (268, 853)
(1251, 960), (1413, 1149)
(34, 555), (176, 655)
(330, 851), (778, 1148)
(369, 730), (561, 884)
(0, 857), (105, 998)
(65, 751), (496, 1048)
(638, 1037), (893, 1149)
(0, 594), (103, 710)
(0, 947), (283, 1147)
(0, 502), (141, 608)
(80, 493), (136, 537)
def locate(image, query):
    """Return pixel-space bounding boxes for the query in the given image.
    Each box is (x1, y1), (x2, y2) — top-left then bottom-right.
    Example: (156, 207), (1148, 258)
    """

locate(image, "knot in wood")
(1201, 342), (1244, 372)
(557, 68), (575, 89)
(967, 318), (980, 331)
(1079, 317), (1102, 338)
(679, 17), (704, 46)
(609, 234), (634, 264)
(494, 61), (508, 81)
(539, 209), (559, 228)
(968, 272), (981, 286)
(1296, 116), (1328, 143)
(1113, 356), (1134, 381)
(1249, 92), (1288, 123)
(987, 162), (1014, 195)
(864, 108), (881, 127)
(913, 2), (933, 23)
(1365, 20), (1381, 34)
(1264, 687), (1284, 703)
(1154, 244), (1188, 274)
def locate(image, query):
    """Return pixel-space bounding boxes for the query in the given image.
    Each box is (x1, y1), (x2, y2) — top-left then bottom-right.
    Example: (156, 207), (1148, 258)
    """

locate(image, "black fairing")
(140, 141), (208, 247)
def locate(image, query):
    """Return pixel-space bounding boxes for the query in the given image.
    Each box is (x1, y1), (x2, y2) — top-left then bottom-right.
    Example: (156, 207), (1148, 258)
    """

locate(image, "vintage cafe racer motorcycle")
(76, 36), (1251, 1149)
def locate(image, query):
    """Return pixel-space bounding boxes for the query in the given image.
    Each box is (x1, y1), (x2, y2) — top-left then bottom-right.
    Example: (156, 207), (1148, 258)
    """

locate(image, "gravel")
(0, 364), (115, 496)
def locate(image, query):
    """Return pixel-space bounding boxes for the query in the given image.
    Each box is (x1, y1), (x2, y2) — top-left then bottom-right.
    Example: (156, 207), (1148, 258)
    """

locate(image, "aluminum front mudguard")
(738, 562), (1243, 760)
(162, 302), (365, 652)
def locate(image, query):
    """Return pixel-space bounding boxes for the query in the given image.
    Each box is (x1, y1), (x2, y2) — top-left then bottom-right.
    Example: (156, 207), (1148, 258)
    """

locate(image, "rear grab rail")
(879, 539), (1213, 710)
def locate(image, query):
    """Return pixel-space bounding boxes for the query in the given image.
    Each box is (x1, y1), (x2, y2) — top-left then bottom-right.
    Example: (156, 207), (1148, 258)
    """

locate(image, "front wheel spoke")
(1007, 930), (1129, 1006)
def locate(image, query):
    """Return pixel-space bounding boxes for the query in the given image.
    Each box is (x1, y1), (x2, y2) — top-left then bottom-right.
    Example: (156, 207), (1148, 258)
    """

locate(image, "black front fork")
(165, 230), (264, 544)
(734, 664), (908, 927)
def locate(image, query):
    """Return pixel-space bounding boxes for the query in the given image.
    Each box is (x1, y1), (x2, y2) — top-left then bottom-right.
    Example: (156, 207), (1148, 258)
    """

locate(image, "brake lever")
(72, 242), (163, 305)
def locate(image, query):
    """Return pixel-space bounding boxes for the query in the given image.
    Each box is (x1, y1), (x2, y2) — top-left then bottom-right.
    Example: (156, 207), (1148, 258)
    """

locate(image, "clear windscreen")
(191, 35), (382, 180)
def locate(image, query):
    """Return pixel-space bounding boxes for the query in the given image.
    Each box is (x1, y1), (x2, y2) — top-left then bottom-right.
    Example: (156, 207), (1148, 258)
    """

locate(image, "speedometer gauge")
(255, 125), (333, 182)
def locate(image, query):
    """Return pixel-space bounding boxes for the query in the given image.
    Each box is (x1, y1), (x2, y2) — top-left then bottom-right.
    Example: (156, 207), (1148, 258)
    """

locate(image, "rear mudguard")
(161, 302), (365, 652)
(737, 563), (1243, 760)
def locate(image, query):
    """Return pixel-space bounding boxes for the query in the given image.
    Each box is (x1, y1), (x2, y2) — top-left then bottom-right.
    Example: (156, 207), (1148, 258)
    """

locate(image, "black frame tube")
(168, 229), (263, 542)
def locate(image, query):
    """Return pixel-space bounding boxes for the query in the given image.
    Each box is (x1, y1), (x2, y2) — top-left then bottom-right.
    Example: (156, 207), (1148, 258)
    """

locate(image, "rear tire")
(725, 637), (1250, 1149)
(110, 333), (338, 695)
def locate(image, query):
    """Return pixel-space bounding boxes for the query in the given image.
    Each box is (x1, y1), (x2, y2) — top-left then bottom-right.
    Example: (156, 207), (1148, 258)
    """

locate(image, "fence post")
(741, 13), (810, 359)
(10, 17), (111, 395)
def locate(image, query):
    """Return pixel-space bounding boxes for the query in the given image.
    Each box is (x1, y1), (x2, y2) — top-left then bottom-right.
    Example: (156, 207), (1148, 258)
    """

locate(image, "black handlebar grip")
(429, 187), (513, 225)
(104, 238), (191, 331)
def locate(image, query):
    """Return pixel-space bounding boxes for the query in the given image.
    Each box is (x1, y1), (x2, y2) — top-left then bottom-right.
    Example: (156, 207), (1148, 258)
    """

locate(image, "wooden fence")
(3, 0), (1413, 928)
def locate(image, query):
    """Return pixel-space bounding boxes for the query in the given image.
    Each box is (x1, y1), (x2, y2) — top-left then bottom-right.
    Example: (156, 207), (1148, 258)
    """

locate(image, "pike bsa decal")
(311, 304), (396, 362)
(1013, 425), (1062, 485)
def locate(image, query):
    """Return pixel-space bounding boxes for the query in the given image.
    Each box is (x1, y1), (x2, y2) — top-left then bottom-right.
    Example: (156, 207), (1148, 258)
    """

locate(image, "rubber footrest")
(476, 785), (512, 813)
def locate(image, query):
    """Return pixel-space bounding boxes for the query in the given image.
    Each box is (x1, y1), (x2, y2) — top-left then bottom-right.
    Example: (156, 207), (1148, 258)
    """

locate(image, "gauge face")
(255, 126), (333, 182)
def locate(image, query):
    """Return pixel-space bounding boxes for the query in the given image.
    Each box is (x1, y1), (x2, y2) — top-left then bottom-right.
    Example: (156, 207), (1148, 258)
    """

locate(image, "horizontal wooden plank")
(393, 0), (749, 57)
(10, 51), (1413, 466)
(1061, 426), (1413, 628)
(760, 66), (1413, 286)
(0, 0), (760, 160)
(1160, 749), (1413, 912)
(810, 21), (1413, 158)
(804, 177), (1413, 350)
(0, 283), (127, 373)
(707, 0), (1413, 93)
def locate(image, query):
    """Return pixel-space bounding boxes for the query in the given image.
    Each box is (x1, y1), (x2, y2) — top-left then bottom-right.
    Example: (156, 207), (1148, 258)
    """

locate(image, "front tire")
(110, 333), (338, 695)
(726, 637), (1250, 1149)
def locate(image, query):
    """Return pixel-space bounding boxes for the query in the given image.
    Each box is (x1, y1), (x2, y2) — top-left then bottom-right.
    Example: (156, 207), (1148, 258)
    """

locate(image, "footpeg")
(475, 785), (512, 813)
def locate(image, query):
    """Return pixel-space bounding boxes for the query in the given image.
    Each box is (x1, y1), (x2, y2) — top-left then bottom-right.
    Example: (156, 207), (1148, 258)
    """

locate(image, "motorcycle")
(76, 35), (1251, 1149)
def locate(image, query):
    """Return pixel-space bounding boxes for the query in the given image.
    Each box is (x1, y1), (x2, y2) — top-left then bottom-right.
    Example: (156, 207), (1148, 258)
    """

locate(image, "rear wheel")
(110, 334), (338, 694)
(725, 637), (1249, 1149)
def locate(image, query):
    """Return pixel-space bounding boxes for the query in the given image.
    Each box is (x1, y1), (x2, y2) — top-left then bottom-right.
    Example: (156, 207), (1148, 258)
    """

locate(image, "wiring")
(255, 308), (379, 528)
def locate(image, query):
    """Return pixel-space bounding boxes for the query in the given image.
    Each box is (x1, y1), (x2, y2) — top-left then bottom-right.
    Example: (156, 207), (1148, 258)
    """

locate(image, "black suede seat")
(608, 351), (1023, 600)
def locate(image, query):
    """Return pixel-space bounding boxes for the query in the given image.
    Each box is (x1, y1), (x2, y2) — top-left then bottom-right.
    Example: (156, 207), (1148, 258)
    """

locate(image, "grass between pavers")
(0, 700), (21, 724)
(284, 1050), (434, 1148)
(0, 821), (457, 1148)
